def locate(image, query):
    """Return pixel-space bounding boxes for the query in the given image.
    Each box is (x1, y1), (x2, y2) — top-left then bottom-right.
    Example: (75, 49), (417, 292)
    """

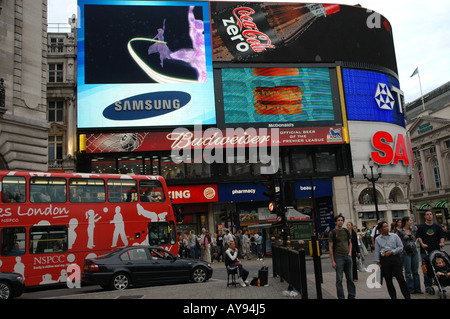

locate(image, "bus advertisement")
(0, 171), (178, 287)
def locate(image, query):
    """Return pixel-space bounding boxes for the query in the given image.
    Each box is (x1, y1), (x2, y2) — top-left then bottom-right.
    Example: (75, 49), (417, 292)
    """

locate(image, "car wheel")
(191, 267), (208, 283)
(110, 273), (131, 290)
(0, 281), (12, 299)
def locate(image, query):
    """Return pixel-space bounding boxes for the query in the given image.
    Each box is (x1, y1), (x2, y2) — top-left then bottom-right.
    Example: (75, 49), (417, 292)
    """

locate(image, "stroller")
(423, 249), (450, 299)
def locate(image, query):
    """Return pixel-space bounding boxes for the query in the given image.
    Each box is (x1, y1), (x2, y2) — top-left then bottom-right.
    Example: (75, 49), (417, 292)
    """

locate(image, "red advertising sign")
(84, 126), (343, 153)
(168, 184), (218, 204)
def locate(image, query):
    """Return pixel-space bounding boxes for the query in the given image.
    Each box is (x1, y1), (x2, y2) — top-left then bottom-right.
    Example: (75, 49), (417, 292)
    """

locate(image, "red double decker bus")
(0, 171), (178, 287)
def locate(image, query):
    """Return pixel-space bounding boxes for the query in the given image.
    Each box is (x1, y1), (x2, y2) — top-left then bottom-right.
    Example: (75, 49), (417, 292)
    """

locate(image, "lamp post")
(362, 159), (383, 221)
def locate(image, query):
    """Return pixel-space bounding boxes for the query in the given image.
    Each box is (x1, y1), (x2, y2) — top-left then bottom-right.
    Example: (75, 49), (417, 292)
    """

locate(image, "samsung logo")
(103, 91), (191, 121)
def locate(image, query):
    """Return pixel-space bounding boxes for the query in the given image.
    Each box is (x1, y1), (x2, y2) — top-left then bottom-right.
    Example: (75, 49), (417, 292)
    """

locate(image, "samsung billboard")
(77, 0), (216, 130)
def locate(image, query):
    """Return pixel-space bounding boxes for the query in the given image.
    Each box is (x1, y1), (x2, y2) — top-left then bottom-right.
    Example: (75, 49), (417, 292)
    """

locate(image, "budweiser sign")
(167, 128), (271, 150)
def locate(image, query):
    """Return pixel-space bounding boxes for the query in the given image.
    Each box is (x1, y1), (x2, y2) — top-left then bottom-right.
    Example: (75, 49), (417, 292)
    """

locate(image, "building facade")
(0, 0), (49, 171)
(75, 1), (413, 240)
(46, 16), (78, 172)
(406, 81), (450, 230)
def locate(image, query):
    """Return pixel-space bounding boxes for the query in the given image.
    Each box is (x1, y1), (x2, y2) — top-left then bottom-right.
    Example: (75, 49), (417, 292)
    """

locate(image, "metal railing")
(272, 236), (324, 299)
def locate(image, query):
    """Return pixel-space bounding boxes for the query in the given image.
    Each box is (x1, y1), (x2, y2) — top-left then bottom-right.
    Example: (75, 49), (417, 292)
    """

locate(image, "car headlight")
(16, 275), (24, 283)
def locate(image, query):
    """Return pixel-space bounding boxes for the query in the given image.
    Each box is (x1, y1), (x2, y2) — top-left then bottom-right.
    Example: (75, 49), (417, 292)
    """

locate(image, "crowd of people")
(328, 211), (447, 299)
(177, 228), (264, 264)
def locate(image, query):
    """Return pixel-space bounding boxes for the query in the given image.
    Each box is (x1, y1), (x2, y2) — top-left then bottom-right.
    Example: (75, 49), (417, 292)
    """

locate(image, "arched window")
(389, 187), (404, 203)
(359, 187), (383, 205)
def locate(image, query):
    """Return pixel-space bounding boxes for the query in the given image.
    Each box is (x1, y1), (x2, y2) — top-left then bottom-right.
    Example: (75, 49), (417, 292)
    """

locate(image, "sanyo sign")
(370, 130), (413, 167)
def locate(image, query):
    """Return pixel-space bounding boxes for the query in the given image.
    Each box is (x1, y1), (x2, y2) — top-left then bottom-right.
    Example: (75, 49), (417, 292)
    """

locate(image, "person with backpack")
(328, 214), (356, 299)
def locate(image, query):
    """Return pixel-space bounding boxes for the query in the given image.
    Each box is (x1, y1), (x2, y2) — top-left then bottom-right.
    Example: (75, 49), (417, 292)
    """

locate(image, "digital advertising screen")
(216, 67), (341, 128)
(77, 0), (216, 130)
(210, 2), (398, 74)
(342, 68), (405, 127)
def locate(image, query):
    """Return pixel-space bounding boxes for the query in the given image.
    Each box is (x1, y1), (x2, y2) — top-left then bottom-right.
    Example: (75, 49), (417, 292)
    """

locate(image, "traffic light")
(261, 173), (281, 215)
(220, 208), (229, 222)
(173, 205), (184, 223)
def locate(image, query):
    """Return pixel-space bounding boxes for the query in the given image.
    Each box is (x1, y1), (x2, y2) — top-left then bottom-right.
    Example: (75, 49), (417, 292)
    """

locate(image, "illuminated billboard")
(216, 67), (341, 128)
(210, 2), (398, 74)
(342, 69), (405, 127)
(77, 0), (216, 130)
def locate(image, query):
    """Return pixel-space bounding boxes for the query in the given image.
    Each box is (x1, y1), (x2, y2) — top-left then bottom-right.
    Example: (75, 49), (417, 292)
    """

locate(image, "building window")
(49, 37), (64, 53)
(291, 152), (313, 174)
(48, 100), (64, 123)
(49, 63), (64, 83)
(315, 150), (337, 172)
(48, 135), (63, 162)
(418, 163), (425, 191)
(433, 159), (441, 188)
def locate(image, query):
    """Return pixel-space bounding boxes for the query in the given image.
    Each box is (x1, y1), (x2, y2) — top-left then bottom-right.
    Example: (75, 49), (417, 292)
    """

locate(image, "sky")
(47, 0), (450, 104)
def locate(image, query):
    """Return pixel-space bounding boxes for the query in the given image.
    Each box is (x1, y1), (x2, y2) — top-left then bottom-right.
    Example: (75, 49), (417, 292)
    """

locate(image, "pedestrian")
(374, 221), (411, 299)
(347, 221), (361, 281)
(397, 216), (422, 294)
(216, 230), (224, 262)
(328, 214), (356, 299)
(188, 230), (198, 260)
(250, 233), (256, 256)
(225, 240), (249, 287)
(255, 232), (263, 260)
(242, 230), (251, 260)
(203, 230), (212, 263)
(416, 210), (446, 293)
(223, 229), (233, 251)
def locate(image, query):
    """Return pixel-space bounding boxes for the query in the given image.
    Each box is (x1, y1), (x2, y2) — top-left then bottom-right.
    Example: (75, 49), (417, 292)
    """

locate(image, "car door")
(148, 248), (190, 282)
(120, 247), (153, 285)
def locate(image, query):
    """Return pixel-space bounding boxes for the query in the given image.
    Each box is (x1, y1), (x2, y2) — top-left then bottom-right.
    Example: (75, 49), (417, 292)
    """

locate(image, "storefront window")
(91, 157), (117, 174)
(144, 156), (159, 175)
(186, 162), (211, 178)
(118, 156), (143, 174)
(161, 155), (185, 180)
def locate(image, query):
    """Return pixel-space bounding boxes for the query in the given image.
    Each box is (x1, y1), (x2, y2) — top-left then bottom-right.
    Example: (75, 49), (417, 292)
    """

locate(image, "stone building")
(0, 0), (49, 171)
(406, 81), (450, 229)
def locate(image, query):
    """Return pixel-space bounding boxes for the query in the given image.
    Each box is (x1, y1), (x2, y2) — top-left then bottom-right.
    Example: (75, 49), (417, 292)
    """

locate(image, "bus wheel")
(191, 267), (207, 283)
(0, 281), (12, 299)
(111, 273), (130, 290)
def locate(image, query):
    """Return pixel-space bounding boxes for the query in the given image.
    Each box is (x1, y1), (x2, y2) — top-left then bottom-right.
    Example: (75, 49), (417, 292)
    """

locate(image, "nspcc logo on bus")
(103, 91), (191, 121)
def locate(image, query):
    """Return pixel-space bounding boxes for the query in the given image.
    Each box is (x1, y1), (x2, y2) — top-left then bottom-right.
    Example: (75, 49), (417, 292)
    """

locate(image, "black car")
(0, 272), (25, 299)
(82, 246), (213, 290)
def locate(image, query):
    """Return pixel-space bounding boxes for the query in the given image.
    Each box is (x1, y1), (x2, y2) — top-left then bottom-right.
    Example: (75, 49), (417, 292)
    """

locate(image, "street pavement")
(50, 243), (449, 301)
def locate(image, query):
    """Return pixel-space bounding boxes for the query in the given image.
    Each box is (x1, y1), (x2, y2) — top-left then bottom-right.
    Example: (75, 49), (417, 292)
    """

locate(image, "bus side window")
(69, 178), (105, 203)
(107, 179), (137, 203)
(30, 177), (66, 203)
(139, 180), (165, 203)
(1, 176), (26, 203)
(1, 227), (26, 256)
(30, 225), (68, 254)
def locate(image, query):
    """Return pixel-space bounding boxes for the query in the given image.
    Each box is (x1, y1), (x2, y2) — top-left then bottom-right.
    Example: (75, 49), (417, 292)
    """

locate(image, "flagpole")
(417, 70), (426, 111)
(411, 67), (426, 111)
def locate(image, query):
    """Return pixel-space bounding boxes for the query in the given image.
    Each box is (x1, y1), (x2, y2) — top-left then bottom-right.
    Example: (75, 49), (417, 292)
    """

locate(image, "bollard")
(311, 235), (323, 299)
(297, 240), (308, 299)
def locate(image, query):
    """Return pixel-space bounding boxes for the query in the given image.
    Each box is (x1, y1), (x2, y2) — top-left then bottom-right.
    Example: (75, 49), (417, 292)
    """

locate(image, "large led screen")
(210, 2), (398, 74)
(219, 67), (337, 127)
(77, 0), (216, 130)
(342, 69), (405, 127)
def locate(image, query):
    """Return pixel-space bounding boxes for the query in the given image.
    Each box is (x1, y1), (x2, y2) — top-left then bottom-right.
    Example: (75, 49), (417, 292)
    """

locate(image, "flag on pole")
(410, 67), (419, 77)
